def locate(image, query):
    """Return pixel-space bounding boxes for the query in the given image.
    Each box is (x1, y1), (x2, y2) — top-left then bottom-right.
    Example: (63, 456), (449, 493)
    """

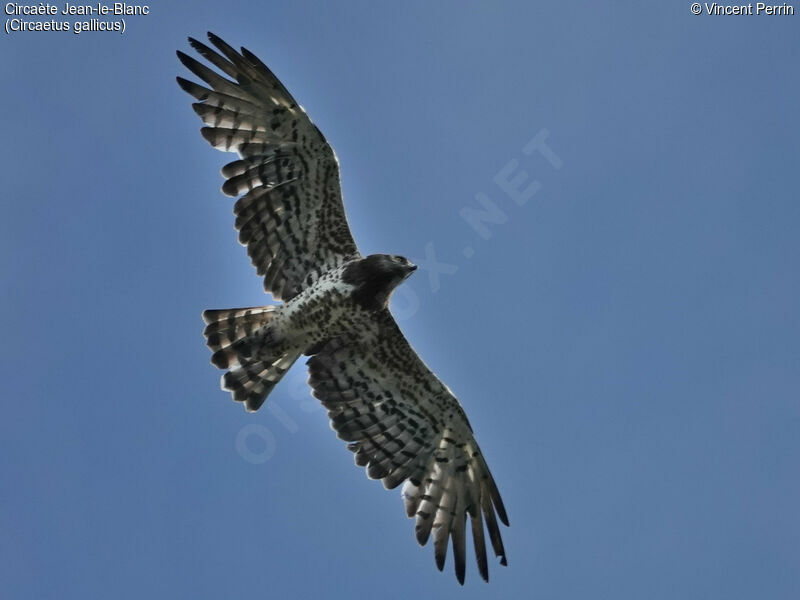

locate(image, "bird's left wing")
(177, 33), (360, 300)
(306, 309), (509, 584)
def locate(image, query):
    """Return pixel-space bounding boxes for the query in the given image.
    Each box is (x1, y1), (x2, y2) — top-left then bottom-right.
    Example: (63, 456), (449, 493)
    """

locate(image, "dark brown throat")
(343, 256), (401, 311)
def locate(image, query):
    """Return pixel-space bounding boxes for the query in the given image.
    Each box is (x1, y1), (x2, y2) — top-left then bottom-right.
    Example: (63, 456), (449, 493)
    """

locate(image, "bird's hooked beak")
(405, 263), (418, 276)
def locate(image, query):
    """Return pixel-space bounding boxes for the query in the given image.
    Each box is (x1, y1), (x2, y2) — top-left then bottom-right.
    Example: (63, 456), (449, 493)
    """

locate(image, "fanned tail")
(202, 306), (300, 411)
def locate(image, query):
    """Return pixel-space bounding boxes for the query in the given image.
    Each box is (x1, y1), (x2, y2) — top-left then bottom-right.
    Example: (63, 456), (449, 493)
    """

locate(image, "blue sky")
(2, 1), (799, 598)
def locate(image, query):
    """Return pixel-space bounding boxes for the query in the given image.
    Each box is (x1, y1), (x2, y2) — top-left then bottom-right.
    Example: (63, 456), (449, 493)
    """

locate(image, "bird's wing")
(306, 309), (509, 584)
(178, 33), (360, 301)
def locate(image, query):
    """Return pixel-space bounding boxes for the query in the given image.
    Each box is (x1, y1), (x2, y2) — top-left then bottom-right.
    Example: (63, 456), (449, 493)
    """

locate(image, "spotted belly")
(276, 266), (369, 350)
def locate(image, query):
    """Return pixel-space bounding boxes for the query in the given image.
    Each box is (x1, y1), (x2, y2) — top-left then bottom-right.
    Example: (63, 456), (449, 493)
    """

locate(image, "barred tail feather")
(221, 350), (301, 412)
(202, 306), (300, 411)
(203, 306), (276, 368)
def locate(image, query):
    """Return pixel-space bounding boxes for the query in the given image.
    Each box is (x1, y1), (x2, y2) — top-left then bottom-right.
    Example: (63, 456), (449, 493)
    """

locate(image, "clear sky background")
(2, 1), (798, 598)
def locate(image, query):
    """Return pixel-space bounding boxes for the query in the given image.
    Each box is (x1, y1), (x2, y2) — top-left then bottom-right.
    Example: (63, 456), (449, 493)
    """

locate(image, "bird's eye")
(395, 255), (408, 264)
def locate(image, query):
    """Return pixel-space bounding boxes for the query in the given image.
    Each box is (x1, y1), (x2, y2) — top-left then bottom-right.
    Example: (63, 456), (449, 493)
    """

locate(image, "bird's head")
(371, 254), (418, 283)
(351, 253), (417, 280)
(343, 254), (418, 310)
(389, 254), (418, 279)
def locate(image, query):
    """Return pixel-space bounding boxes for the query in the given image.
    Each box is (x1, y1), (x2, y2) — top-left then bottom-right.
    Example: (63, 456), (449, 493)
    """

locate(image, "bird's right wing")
(306, 309), (509, 584)
(178, 33), (360, 300)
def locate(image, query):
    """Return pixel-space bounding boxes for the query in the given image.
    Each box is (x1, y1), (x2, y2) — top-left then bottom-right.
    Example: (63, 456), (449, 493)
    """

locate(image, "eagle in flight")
(177, 33), (509, 584)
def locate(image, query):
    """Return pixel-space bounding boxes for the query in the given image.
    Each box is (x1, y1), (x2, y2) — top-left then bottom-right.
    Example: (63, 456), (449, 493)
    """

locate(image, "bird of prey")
(177, 32), (509, 584)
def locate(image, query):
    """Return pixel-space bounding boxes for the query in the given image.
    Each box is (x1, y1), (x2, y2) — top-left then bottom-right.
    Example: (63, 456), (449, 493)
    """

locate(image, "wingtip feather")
(176, 49), (192, 67)
(415, 521), (431, 546)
